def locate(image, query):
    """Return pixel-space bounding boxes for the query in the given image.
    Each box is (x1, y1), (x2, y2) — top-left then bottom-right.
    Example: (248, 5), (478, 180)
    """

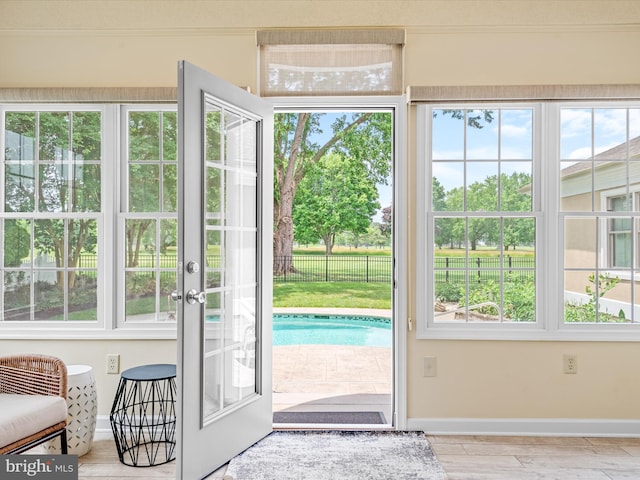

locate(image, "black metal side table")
(109, 364), (177, 467)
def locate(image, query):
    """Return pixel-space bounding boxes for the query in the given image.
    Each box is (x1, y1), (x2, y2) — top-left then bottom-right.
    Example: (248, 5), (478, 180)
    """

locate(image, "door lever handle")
(186, 289), (206, 305)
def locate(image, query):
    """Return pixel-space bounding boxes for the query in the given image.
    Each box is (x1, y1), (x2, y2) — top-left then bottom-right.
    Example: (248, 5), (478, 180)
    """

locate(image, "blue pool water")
(273, 314), (391, 347)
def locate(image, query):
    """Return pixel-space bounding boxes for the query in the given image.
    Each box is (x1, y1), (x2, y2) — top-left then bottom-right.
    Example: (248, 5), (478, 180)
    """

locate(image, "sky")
(285, 108), (639, 220)
(431, 107), (640, 193)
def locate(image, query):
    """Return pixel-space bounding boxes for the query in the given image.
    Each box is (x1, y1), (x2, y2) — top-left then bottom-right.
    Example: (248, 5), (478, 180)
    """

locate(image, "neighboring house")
(562, 136), (640, 318)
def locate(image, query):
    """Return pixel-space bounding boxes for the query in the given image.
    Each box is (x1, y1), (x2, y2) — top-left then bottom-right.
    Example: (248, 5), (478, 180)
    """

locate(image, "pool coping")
(273, 307), (392, 318)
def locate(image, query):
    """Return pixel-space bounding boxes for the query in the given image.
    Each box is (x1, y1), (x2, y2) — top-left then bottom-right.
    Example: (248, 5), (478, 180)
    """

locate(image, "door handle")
(170, 291), (182, 302)
(186, 289), (206, 305)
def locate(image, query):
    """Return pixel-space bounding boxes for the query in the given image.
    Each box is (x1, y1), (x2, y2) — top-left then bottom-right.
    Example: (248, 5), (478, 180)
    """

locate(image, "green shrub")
(435, 282), (463, 303)
(564, 273), (623, 323)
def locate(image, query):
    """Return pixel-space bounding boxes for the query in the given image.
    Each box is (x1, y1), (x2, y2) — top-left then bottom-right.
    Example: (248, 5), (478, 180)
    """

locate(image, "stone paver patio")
(272, 308), (393, 424)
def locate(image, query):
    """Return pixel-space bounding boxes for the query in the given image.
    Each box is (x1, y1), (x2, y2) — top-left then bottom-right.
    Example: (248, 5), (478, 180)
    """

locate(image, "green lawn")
(434, 247), (535, 258)
(293, 246), (391, 256)
(273, 282), (392, 310)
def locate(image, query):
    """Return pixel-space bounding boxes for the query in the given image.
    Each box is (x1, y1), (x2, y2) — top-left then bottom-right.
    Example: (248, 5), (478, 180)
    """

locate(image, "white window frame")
(0, 104), (113, 335)
(0, 103), (178, 338)
(116, 104), (178, 331)
(417, 101), (640, 341)
(416, 103), (546, 340)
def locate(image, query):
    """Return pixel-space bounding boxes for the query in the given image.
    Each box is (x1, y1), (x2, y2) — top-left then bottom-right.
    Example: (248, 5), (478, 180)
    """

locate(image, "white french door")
(176, 61), (273, 479)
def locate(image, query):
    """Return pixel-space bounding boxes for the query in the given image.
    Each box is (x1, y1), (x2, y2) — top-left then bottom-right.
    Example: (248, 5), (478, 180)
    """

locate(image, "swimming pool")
(273, 314), (391, 347)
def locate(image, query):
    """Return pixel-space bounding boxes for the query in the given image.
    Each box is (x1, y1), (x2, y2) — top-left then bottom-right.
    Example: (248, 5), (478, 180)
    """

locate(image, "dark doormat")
(273, 411), (386, 424)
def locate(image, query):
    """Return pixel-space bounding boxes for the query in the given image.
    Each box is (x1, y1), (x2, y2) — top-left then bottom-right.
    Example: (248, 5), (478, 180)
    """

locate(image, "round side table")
(109, 364), (177, 467)
(46, 364), (98, 456)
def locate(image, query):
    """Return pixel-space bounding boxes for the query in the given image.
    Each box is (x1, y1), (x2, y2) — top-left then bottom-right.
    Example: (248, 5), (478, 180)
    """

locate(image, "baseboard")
(96, 415), (112, 432)
(98, 414), (640, 438)
(406, 418), (640, 437)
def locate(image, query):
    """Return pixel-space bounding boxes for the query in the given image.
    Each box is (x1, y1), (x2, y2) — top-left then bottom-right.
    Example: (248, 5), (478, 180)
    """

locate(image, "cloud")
(567, 142), (627, 160)
(501, 124), (530, 138)
(561, 107), (629, 140)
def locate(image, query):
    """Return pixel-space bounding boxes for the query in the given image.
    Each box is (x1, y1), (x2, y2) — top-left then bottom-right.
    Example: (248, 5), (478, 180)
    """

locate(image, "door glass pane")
(203, 353), (222, 417)
(202, 97), (259, 424)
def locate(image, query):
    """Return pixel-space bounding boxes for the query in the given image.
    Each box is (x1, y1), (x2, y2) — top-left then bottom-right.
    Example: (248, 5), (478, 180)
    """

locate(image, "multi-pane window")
(420, 103), (640, 336)
(122, 108), (178, 324)
(2, 109), (101, 322)
(428, 107), (536, 324)
(561, 107), (640, 323)
(0, 105), (179, 329)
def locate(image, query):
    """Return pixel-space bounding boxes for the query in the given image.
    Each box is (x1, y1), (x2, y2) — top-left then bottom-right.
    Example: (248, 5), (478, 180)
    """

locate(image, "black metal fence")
(274, 255), (392, 283)
(78, 253), (534, 284)
(435, 256), (535, 284)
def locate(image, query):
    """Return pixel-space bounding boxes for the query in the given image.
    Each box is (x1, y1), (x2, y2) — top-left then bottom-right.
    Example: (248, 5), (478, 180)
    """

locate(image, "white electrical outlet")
(107, 354), (120, 374)
(563, 354), (577, 374)
(423, 356), (437, 377)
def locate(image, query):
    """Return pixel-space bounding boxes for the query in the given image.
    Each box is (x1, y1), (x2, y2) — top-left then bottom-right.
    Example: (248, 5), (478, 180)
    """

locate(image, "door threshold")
(273, 423), (395, 431)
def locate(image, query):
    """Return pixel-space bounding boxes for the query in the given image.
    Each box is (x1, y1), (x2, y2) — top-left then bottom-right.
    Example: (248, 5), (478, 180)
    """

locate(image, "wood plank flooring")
(429, 435), (640, 480)
(75, 431), (640, 479)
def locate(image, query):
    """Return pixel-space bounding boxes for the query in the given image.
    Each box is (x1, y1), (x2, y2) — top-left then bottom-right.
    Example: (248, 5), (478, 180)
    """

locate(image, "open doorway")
(271, 107), (395, 427)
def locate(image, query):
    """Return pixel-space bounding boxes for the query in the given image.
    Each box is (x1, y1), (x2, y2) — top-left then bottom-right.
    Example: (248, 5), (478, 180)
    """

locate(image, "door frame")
(269, 96), (407, 429)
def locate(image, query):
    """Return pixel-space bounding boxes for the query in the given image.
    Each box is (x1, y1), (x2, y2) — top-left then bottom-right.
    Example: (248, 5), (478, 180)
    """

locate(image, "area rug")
(272, 411), (386, 424)
(225, 431), (447, 480)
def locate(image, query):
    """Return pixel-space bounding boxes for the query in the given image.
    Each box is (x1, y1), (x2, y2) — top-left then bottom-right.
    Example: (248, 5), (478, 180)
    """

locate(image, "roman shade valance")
(0, 87), (177, 103)
(258, 29), (405, 96)
(407, 84), (640, 103)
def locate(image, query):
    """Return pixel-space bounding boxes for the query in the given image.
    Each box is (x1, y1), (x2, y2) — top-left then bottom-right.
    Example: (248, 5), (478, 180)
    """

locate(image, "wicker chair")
(0, 354), (68, 454)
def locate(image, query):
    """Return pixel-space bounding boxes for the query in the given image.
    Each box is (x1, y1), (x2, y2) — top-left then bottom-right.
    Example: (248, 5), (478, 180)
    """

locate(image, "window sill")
(0, 325), (177, 340)
(417, 323), (640, 342)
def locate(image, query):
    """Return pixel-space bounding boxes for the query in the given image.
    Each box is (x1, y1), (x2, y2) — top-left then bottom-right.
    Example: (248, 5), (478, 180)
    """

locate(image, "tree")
(500, 172), (534, 250)
(273, 112), (391, 273)
(433, 109), (494, 129)
(364, 224), (390, 249)
(379, 205), (392, 237)
(3, 220), (30, 267)
(126, 111), (177, 267)
(293, 153), (379, 255)
(437, 187), (465, 248)
(466, 175), (498, 250)
(434, 172), (534, 250)
(4, 111), (101, 290)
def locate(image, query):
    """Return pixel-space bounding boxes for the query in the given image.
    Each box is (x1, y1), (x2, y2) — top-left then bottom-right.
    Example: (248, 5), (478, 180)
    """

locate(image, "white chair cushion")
(0, 394), (67, 448)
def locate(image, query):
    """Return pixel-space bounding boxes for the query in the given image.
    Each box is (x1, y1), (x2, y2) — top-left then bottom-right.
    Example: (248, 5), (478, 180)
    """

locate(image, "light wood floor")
(429, 435), (640, 480)
(74, 431), (640, 479)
